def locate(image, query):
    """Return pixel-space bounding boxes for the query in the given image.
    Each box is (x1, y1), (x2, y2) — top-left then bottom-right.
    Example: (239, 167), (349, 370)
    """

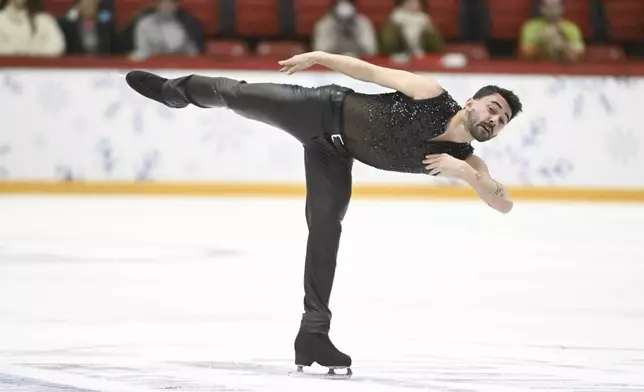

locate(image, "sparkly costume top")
(341, 89), (474, 174)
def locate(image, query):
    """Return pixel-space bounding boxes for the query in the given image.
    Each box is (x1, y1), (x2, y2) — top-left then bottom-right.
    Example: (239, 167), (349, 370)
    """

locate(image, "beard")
(466, 110), (493, 142)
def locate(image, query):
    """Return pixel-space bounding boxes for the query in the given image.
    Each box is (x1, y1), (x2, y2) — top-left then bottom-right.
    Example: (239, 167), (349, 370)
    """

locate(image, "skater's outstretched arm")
(278, 51), (443, 100)
(462, 155), (514, 214)
(423, 154), (514, 214)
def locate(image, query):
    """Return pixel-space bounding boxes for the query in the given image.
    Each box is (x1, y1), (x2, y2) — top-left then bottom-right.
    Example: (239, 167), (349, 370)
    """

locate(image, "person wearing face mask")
(0, 0), (65, 56)
(312, 0), (377, 57)
(379, 0), (444, 58)
(58, 0), (117, 55)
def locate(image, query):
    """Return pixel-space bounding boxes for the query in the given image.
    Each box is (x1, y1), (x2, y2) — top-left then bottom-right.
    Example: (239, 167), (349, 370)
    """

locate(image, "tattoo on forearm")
(493, 181), (506, 197)
(475, 172), (483, 181)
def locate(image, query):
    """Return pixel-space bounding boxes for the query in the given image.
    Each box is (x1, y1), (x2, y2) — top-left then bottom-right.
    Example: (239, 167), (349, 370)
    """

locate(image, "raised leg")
(125, 71), (349, 144)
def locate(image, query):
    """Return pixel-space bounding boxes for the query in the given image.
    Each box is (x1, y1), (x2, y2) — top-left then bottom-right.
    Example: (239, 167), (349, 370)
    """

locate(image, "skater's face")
(464, 93), (512, 142)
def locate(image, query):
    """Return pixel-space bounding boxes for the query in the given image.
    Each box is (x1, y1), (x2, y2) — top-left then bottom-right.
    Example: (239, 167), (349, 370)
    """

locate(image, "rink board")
(0, 69), (642, 200)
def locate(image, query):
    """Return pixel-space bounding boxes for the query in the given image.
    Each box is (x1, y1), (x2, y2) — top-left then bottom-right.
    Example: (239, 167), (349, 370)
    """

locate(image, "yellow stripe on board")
(1, 181), (644, 202)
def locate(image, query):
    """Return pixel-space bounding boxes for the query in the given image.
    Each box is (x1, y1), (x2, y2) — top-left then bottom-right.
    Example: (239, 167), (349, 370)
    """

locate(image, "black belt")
(328, 86), (351, 156)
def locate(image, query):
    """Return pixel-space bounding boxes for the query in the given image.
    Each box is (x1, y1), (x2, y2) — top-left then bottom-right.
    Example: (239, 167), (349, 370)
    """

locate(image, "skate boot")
(126, 71), (242, 110)
(125, 70), (191, 109)
(295, 330), (353, 379)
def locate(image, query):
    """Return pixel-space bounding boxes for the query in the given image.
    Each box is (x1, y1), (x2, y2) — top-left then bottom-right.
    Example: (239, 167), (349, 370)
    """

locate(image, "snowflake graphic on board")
(0, 144), (9, 179)
(37, 80), (71, 112)
(135, 149), (161, 181)
(1, 72), (23, 95)
(545, 76), (634, 118)
(199, 114), (254, 154)
(96, 138), (117, 175)
(605, 128), (640, 165)
(92, 72), (177, 133)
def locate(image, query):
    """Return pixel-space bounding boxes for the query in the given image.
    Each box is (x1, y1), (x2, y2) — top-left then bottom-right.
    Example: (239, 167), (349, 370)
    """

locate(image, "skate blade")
(288, 367), (352, 380)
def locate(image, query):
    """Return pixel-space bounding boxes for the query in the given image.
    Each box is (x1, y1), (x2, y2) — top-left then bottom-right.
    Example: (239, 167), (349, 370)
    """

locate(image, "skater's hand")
(278, 52), (317, 75)
(422, 154), (469, 179)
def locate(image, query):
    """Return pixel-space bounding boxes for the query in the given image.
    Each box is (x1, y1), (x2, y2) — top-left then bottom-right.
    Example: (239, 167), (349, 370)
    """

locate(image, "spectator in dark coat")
(58, 0), (117, 55)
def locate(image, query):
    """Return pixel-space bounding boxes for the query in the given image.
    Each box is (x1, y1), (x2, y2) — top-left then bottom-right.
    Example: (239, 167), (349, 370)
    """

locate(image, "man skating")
(125, 50), (522, 377)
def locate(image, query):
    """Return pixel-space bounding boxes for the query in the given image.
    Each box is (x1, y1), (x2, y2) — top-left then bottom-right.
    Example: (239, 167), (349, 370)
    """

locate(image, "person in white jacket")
(312, 0), (377, 58)
(0, 0), (65, 56)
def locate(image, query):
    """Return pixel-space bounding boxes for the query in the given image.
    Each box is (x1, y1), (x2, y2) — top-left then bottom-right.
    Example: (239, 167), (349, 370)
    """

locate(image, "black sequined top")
(341, 89), (474, 174)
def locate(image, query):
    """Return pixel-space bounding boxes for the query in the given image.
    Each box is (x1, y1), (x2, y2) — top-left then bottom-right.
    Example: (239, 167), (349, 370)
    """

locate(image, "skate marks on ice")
(0, 358), (510, 392)
(0, 361), (257, 392)
(0, 371), (97, 392)
(170, 350), (644, 392)
(2, 346), (644, 392)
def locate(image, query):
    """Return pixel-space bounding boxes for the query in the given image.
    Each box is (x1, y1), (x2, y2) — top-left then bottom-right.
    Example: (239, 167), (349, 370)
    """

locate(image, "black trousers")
(180, 75), (354, 334)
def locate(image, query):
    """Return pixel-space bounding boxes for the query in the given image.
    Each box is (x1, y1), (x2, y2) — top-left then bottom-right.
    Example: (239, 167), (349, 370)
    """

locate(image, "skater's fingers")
(428, 165), (442, 176)
(279, 54), (304, 65)
(278, 56), (296, 65)
(422, 156), (440, 164)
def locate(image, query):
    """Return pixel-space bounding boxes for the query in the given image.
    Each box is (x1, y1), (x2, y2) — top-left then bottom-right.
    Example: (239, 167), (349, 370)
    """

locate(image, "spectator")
(130, 0), (203, 61)
(0, 0), (65, 56)
(519, 0), (584, 62)
(379, 0), (444, 58)
(312, 0), (377, 57)
(58, 0), (117, 55)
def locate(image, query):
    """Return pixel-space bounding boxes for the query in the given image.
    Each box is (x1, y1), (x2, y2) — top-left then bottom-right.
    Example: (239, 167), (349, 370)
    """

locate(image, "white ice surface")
(1, 196), (643, 391)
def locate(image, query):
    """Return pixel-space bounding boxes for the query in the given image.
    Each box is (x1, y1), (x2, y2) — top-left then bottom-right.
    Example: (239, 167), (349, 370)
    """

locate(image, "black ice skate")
(125, 70), (190, 109)
(291, 330), (353, 379)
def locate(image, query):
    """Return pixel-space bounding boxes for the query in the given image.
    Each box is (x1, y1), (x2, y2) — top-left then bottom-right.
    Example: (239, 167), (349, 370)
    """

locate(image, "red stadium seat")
(354, 0), (396, 31)
(235, 0), (280, 37)
(602, 0), (644, 40)
(205, 39), (250, 57)
(293, 0), (334, 36)
(114, 0), (150, 27)
(582, 44), (627, 62)
(425, 0), (461, 40)
(487, 0), (533, 40)
(43, 0), (75, 17)
(178, 0), (220, 35)
(444, 43), (490, 60)
(562, 0), (593, 39)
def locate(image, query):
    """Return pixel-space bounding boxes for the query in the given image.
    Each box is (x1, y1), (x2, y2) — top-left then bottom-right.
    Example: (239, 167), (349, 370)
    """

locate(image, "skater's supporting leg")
(302, 139), (353, 322)
(294, 137), (353, 370)
(126, 71), (350, 144)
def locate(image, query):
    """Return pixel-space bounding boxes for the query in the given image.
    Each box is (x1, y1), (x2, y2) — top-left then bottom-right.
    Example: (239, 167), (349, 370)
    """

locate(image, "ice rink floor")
(1, 196), (644, 392)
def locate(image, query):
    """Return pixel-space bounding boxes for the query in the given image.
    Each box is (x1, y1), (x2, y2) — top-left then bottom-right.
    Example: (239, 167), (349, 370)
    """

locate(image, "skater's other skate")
(292, 330), (352, 379)
(125, 70), (189, 109)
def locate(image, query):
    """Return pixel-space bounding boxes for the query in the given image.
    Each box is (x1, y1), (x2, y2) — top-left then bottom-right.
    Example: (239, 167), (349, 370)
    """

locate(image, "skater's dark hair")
(473, 85), (523, 121)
